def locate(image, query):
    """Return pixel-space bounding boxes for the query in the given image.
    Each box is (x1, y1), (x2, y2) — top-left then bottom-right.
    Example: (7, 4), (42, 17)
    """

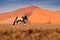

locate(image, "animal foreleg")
(23, 21), (26, 25)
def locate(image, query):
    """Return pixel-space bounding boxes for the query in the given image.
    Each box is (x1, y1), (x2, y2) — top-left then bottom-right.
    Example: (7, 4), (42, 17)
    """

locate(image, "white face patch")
(17, 17), (23, 21)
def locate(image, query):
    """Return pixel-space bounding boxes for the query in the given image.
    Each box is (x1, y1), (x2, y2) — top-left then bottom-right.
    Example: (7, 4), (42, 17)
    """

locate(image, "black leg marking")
(23, 21), (25, 24)
(23, 20), (26, 25)
(17, 20), (21, 23)
(17, 20), (18, 23)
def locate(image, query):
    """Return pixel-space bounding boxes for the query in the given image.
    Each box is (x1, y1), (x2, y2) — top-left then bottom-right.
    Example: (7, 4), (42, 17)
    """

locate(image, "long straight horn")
(28, 11), (32, 16)
(26, 13), (30, 16)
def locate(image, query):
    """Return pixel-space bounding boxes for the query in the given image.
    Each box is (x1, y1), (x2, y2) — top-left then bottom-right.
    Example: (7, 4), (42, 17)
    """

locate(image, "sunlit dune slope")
(28, 7), (60, 24)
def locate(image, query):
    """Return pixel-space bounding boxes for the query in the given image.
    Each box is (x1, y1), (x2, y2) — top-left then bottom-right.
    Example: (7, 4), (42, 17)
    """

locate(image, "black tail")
(13, 16), (18, 26)
(13, 21), (16, 25)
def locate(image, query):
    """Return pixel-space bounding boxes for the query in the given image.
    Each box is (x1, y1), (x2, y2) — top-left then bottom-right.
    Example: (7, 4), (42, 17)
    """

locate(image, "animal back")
(17, 17), (23, 21)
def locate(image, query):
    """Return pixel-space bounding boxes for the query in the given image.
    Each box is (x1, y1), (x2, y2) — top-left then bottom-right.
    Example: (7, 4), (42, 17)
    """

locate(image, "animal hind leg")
(17, 20), (20, 23)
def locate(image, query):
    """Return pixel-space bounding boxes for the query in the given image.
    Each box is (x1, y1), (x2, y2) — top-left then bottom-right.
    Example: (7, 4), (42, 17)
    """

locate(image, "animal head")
(25, 13), (32, 17)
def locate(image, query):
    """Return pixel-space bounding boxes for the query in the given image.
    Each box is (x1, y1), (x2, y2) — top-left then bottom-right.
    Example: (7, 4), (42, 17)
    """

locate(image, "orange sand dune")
(0, 6), (60, 24)
(28, 7), (60, 24)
